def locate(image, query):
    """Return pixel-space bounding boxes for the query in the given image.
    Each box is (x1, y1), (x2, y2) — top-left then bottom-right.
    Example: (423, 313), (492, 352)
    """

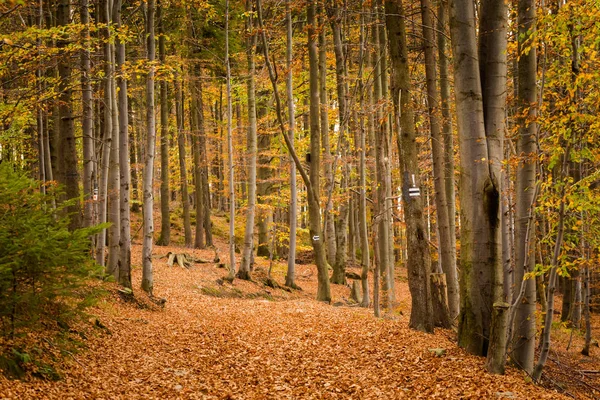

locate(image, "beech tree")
(448, 0), (508, 371)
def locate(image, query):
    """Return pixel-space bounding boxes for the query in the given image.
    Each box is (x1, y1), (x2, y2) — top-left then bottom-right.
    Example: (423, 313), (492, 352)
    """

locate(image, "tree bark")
(449, 0), (507, 355)
(512, 0), (537, 373)
(56, 0), (81, 231)
(357, 5), (370, 308)
(285, 0), (298, 289)
(385, 0), (434, 333)
(319, 7), (337, 268)
(142, 0), (157, 295)
(115, 0), (131, 288)
(420, 0), (454, 326)
(372, 2), (390, 311)
(157, 2), (170, 246)
(175, 77), (193, 247)
(239, 2), (257, 280)
(80, 0), (94, 230)
(329, 1), (349, 286)
(437, 0), (459, 320)
(225, 0), (236, 281)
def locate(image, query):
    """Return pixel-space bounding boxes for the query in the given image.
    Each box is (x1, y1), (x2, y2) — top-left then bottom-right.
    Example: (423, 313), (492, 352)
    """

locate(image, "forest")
(0, 0), (599, 398)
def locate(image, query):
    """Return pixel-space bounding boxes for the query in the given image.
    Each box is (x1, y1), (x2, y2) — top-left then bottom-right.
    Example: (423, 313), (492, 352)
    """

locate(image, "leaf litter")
(0, 240), (573, 399)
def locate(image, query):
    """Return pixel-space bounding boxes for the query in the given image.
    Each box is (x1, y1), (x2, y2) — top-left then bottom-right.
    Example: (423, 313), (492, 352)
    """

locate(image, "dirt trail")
(0, 243), (568, 399)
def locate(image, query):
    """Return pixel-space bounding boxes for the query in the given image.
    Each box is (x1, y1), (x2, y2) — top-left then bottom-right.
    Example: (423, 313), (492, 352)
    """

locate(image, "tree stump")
(430, 273), (451, 328)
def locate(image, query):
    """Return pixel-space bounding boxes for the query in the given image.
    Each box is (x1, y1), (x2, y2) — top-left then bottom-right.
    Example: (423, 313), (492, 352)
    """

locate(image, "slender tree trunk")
(157, 1), (170, 246)
(198, 76), (213, 246)
(319, 8), (336, 267)
(175, 77), (193, 247)
(420, 0), (454, 327)
(437, 0), (459, 320)
(56, 0), (81, 231)
(358, 3), (370, 308)
(107, 44), (121, 278)
(329, 2), (349, 286)
(112, 0), (131, 287)
(285, 0), (298, 289)
(239, 3), (258, 280)
(372, 3), (390, 311)
(377, 1), (395, 308)
(191, 71), (205, 249)
(582, 262), (592, 356)
(225, 0), (236, 280)
(81, 0), (94, 229)
(142, 0), (157, 295)
(385, 0), (434, 333)
(511, 0), (537, 373)
(96, 0), (112, 267)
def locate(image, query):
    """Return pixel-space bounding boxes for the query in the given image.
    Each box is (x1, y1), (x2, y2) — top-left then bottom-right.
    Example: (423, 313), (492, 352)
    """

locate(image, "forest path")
(2, 242), (566, 399)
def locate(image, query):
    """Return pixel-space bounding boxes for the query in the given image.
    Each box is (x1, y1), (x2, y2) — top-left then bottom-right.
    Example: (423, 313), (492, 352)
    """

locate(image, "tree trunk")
(198, 77), (213, 247)
(285, 0), (298, 289)
(175, 77), (193, 247)
(377, 1), (395, 308)
(385, 0), (434, 333)
(96, 0), (113, 267)
(437, 0), (458, 320)
(357, 5), (370, 308)
(486, 302), (510, 374)
(107, 44), (121, 278)
(225, 0), (236, 280)
(511, 0), (538, 373)
(190, 71), (205, 249)
(114, 0), (131, 288)
(141, 0), (157, 295)
(239, 3), (257, 280)
(419, 0), (454, 326)
(449, 0), (507, 355)
(319, 8), (337, 268)
(56, 0), (81, 231)
(80, 0), (94, 229)
(256, 92), (272, 258)
(372, 3), (391, 311)
(157, 3), (170, 246)
(329, 2), (349, 286)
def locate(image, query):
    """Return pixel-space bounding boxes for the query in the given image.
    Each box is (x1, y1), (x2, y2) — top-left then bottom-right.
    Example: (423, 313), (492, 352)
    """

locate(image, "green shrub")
(0, 164), (104, 338)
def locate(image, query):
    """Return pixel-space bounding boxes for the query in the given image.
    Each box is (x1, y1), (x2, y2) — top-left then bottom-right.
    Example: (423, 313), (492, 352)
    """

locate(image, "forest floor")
(1, 218), (599, 399)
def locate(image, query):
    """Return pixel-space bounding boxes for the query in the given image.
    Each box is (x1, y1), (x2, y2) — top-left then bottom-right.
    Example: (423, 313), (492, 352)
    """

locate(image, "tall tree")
(437, 0), (458, 319)
(175, 77), (193, 247)
(448, 0), (508, 364)
(285, 0), (298, 289)
(319, 6), (336, 267)
(80, 0), (94, 230)
(157, 0), (170, 246)
(357, 1), (370, 307)
(142, 0), (157, 295)
(225, 0), (236, 281)
(239, 0), (258, 280)
(328, 0), (350, 286)
(419, 0), (456, 326)
(115, 0), (131, 288)
(56, 0), (81, 230)
(511, 0), (537, 373)
(385, 0), (434, 332)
